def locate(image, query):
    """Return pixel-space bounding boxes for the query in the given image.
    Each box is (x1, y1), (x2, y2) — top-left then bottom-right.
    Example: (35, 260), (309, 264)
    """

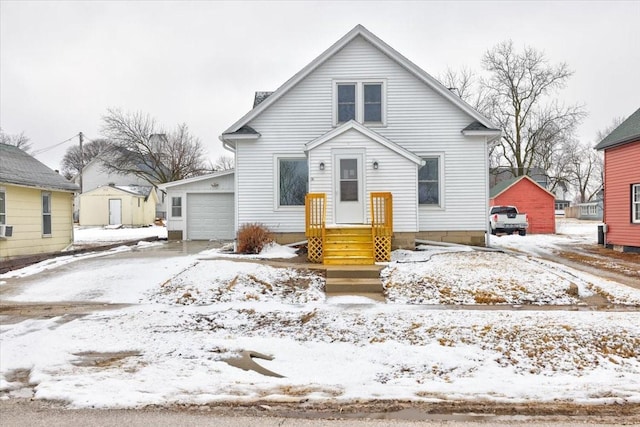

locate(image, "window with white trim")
(278, 158), (308, 206)
(171, 197), (182, 217)
(42, 191), (52, 236)
(419, 157), (441, 206)
(333, 80), (385, 126)
(633, 183), (640, 223)
(0, 189), (6, 225)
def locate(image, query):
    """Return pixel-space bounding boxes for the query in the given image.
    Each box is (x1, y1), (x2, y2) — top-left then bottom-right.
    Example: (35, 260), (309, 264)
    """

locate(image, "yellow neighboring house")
(0, 143), (79, 260)
(79, 184), (158, 226)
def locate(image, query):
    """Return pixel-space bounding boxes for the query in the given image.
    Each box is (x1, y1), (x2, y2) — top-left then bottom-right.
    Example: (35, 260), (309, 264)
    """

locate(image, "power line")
(32, 133), (80, 155)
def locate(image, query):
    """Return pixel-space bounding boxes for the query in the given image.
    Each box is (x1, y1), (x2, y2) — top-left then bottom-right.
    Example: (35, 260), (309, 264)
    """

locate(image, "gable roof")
(221, 24), (498, 138)
(0, 143), (79, 192)
(305, 120), (424, 166)
(158, 169), (235, 190)
(595, 107), (640, 150)
(490, 175), (555, 199)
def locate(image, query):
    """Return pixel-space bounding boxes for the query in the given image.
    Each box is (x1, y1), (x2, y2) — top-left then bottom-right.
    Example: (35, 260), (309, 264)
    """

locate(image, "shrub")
(236, 223), (273, 254)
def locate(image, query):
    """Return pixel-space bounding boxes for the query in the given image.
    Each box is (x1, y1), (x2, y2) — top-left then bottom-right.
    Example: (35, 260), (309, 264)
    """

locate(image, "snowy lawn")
(2, 219), (640, 408)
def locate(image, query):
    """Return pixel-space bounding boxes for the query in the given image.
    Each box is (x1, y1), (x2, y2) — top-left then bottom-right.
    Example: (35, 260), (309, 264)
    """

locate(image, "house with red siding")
(595, 107), (640, 252)
(490, 175), (556, 234)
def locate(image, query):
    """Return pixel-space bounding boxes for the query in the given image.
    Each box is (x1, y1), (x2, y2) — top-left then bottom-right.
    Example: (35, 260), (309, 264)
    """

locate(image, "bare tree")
(438, 67), (490, 112)
(99, 109), (208, 185)
(566, 117), (625, 203)
(0, 128), (32, 152)
(211, 155), (234, 171)
(480, 40), (586, 177)
(61, 138), (112, 178)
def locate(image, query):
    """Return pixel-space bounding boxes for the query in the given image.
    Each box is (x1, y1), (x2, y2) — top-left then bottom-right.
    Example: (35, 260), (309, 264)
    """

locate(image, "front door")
(109, 199), (122, 225)
(334, 153), (364, 223)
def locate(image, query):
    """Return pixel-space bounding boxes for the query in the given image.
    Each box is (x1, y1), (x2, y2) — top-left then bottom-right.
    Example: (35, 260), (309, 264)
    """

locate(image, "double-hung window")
(633, 183), (640, 223)
(42, 191), (52, 236)
(171, 197), (182, 217)
(278, 158), (308, 207)
(334, 80), (385, 126)
(418, 157), (441, 207)
(0, 188), (6, 225)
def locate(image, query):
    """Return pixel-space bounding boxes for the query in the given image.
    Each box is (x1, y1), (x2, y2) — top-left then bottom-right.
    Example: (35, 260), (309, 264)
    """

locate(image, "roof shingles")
(0, 143), (79, 192)
(595, 107), (640, 150)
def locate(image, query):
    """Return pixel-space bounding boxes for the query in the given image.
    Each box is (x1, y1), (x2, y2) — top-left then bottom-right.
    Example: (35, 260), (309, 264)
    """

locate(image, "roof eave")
(594, 135), (640, 151)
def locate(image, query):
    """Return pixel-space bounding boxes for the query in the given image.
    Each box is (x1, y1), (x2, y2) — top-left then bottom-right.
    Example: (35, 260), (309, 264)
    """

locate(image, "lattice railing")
(370, 192), (393, 262)
(305, 193), (326, 263)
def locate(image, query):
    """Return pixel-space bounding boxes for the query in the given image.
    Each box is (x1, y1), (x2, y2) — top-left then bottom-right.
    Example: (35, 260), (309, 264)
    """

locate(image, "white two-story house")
(219, 25), (500, 264)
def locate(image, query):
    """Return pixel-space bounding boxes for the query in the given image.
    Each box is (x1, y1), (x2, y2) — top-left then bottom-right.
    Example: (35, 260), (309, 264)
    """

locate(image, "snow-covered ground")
(1, 220), (639, 409)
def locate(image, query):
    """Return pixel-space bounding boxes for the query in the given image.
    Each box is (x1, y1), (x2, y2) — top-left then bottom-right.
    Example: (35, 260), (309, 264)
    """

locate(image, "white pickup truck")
(489, 206), (528, 236)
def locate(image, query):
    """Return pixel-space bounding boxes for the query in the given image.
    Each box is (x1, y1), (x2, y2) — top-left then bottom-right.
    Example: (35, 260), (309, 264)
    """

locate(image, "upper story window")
(337, 84), (356, 122)
(633, 183), (640, 224)
(333, 80), (386, 126)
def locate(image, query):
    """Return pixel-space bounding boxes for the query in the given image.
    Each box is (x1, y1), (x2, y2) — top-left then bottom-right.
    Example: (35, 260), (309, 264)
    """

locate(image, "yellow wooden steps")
(323, 226), (374, 265)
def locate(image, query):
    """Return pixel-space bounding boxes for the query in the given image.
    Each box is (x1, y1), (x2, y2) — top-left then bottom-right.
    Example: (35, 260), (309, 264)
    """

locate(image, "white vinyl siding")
(307, 128), (418, 232)
(236, 35), (487, 233)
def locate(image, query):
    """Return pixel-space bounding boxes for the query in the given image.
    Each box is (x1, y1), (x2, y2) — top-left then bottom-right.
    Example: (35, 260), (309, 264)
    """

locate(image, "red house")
(595, 107), (640, 252)
(490, 175), (556, 234)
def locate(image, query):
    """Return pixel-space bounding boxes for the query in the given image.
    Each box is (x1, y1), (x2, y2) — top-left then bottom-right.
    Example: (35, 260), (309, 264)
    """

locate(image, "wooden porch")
(305, 192), (392, 265)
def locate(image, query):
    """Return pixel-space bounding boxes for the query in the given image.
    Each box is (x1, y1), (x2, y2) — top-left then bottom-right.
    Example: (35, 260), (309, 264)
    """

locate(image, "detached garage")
(490, 175), (556, 234)
(160, 170), (235, 241)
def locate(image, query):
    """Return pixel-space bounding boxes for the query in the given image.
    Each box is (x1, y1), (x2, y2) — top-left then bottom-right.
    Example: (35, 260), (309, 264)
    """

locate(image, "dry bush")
(236, 223), (273, 254)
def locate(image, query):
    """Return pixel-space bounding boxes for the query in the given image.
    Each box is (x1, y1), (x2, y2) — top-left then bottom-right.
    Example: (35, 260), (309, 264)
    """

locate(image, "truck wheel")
(519, 229), (527, 236)
(490, 226), (496, 235)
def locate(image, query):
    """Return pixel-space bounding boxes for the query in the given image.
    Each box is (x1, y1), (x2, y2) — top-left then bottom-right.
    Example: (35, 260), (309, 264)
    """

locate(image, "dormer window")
(333, 80), (386, 126)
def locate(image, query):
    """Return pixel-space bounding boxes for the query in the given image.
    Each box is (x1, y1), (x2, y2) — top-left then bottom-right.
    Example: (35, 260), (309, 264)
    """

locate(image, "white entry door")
(334, 153), (364, 224)
(109, 199), (122, 225)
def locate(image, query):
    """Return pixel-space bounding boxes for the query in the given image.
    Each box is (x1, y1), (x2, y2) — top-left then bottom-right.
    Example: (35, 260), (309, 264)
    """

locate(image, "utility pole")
(79, 132), (84, 193)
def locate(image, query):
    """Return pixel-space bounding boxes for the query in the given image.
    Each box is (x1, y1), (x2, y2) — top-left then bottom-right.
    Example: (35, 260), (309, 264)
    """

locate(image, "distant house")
(595, 107), (640, 252)
(79, 184), (158, 226)
(218, 25), (501, 264)
(76, 157), (165, 223)
(490, 175), (556, 234)
(490, 166), (549, 190)
(159, 170), (235, 241)
(0, 143), (79, 260)
(576, 200), (603, 221)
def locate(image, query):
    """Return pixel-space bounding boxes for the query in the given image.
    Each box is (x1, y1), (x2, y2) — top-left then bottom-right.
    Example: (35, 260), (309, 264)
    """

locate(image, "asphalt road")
(0, 400), (631, 427)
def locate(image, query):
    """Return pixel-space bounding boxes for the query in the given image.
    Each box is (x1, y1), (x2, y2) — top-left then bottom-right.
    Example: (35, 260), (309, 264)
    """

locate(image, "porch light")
(319, 162), (325, 171)
(373, 161), (379, 170)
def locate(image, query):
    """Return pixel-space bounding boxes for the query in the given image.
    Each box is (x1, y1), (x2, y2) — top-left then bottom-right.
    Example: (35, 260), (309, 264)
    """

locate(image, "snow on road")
(1, 220), (640, 409)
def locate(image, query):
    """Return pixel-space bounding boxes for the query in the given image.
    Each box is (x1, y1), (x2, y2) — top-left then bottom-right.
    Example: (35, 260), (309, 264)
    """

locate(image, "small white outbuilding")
(79, 184), (158, 226)
(159, 170), (235, 241)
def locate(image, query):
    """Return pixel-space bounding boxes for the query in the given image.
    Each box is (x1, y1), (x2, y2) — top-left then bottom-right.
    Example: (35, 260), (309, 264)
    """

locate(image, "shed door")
(109, 199), (122, 225)
(187, 193), (234, 240)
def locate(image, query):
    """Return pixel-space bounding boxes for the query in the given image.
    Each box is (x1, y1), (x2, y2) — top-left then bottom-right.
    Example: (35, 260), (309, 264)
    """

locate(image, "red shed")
(595, 107), (640, 252)
(490, 175), (556, 234)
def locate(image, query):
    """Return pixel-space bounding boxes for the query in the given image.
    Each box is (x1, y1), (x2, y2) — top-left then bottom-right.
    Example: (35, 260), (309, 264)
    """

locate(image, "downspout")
(485, 136), (491, 247)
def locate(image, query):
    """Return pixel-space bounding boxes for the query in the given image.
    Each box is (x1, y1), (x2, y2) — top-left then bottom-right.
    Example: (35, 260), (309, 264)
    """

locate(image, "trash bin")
(597, 225), (604, 245)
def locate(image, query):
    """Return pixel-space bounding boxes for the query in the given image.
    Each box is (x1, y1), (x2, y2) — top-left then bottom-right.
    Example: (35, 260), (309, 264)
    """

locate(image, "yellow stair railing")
(370, 192), (392, 262)
(305, 193), (326, 263)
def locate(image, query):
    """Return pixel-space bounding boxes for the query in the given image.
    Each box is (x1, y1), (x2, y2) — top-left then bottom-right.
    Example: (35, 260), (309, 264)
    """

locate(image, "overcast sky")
(1, 0), (639, 171)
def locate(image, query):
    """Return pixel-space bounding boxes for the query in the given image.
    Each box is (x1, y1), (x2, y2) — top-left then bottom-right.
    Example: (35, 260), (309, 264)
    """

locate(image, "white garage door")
(186, 193), (234, 240)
